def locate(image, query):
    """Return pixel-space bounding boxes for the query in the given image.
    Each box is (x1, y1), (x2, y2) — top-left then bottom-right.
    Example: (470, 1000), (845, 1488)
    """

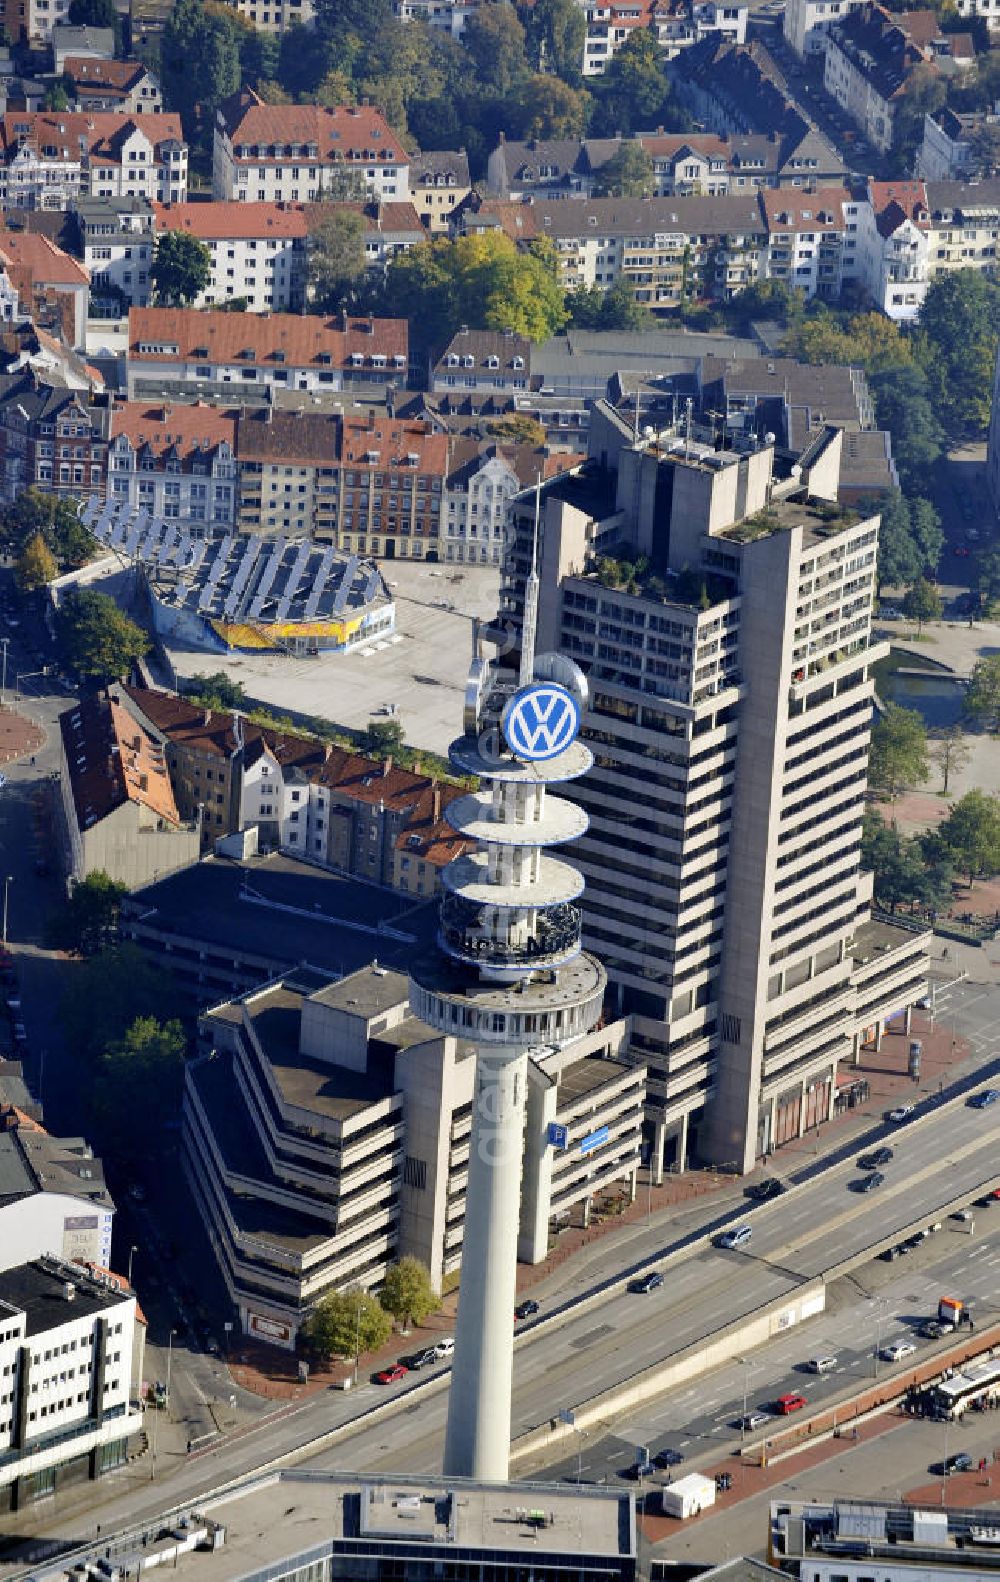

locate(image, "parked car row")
(375, 1336), (455, 1384)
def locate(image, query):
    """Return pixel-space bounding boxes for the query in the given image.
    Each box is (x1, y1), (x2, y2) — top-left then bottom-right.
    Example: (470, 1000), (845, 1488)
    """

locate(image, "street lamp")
(166, 1328), (177, 1408)
(2, 875), (12, 946)
(127, 1245), (138, 1289)
(354, 1297), (362, 1386)
(15, 667), (49, 699)
(739, 1356), (756, 1441)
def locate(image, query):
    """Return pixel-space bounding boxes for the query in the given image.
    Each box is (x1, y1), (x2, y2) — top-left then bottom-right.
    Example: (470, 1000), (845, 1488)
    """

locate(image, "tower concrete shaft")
(443, 1045), (528, 1480)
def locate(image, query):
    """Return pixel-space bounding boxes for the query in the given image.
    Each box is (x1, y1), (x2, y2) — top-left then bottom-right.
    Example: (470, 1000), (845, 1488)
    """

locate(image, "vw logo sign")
(502, 683), (580, 762)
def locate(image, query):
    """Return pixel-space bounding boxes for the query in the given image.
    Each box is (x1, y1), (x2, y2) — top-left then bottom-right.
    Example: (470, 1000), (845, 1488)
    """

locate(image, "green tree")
(870, 365), (944, 492)
(967, 118), (1000, 177)
(161, 0), (240, 143)
(485, 413), (546, 445)
(787, 310), (911, 375)
(964, 653), (1000, 734)
(568, 275), (653, 330)
(868, 703), (929, 800)
(902, 576), (942, 633)
(360, 717), (405, 757)
(976, 548), (1000, 615)
(56, 587), (150, 683)
(48, 870), (128, 956)
(60, 944), (180, 1069)
(68, 0), (121, 49)
(462, 1), (527, 94)
(381, 232), (567, 350)
(930, 723), (971, 796)
(891, 62), (945, 164)
(151, 230), (212, 306)
(303, 1287), (392, 1361)
(873, 490), (942, 589)
(0, 487), (92, 568)
(916, 269), (1000, 441)
(589, 31), (683, 136)
(91, 1016), (186, 1157)
(45, 81), (71, 111)
(187, 671), (248, 710)
(306, 204), (367, 312)
(505, 74), (590, 139)
(380, 1257), (439, 1328)
(593, 141), (654, 197)
(524, 0), (586, 81)
(15, 532), (57, 592)
(313, 0), (393, 44)
(937, 789), (1000, 882)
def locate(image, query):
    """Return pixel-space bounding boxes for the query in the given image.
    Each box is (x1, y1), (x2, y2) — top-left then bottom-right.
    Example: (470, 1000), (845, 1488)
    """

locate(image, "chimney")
(433, 784), (441, 823)
(203, 708), (212, 725)
(383, 755), (393, 775)
(412, 759), (422, 774)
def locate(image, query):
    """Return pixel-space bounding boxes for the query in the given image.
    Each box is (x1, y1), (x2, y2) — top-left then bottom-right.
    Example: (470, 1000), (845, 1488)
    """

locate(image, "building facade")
(152, 201), (307, 313)
(0, 372), (109, 504)
(183, 964), (642, 1345)
(107, 402), (239, 529)
(212, 90), (410, 205)
(988, 338), (1000, 518)
(77, 196), (155, 314)
(499, 407), (928, 1173)
(0, 111), (186, 211)
(0, 1256), (142, 1513)
(782, 0), (864, 57)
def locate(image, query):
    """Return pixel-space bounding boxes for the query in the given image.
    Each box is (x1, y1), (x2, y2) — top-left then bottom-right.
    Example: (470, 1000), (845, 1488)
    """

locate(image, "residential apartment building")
(759, 186), (861, 296)
(824, 5), (974, 153)
(184, 964), (642, 1344)
(987, 337), (1000, 517)
(0, 231), (89, 346)
(51, 23), (114, 67)
(857, 177), (1000, 319)
(0, 111), (186, 211)
(670, 37), (847, 184)
(0, 371), (109, 503)
(117, 684), (469, 888)
(107, 402), (239, 530)
(212, 91), (410, 205)
(653, 0), (748, 57)
(0, 1255), (142, 1513)
(77, 195), (154, 314)
(409, 150), (471, 232)
(917, 105), (996, 179)
(431, 328), (533, 393)
(58, 693), (201, 890)
(153, 201), (307, 313)
(221, 0), (314, 30)
(0, 1111), (114, 1274)
(392, 0), (476, 32)
(311, 411), (447, 560)
(61, 58), (163, 114)
(783, 0), (864, 57)
(126, 307), (408, 401)
(498, 407), (928, 1173)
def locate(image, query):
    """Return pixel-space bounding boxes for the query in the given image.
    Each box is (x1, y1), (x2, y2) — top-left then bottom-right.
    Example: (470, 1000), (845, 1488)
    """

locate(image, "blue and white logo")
(502, 683), (580, 761)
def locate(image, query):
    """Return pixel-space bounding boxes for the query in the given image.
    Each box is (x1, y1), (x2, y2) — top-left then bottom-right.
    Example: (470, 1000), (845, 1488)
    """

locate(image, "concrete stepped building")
(497, 405), (928, 1174)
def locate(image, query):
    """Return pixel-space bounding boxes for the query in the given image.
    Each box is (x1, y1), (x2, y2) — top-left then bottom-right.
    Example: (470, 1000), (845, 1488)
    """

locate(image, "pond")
(872, 648), (966, 729)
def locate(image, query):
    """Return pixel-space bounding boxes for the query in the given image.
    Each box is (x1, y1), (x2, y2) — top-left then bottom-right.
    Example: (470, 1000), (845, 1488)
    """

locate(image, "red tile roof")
(128, 307), (408, 371)
(0, 110), (183, 164)
(339, 414), (448, 475)
(0, 230), (89, 287)
(869, 178), (928, 235)
(759, 186), (851, 231)
(112, 400), (237, 458)
(220, 89), (408, 168)
(60, 694), (184, 832)
(62, 57), (150, 93)
(153, 200), (309, 241)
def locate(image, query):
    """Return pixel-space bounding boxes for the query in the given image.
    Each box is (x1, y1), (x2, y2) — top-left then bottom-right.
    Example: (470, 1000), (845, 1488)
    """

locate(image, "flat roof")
(558, 1054), (638, 1105)
(851, 916), (930, 965)
(122, 853), (438, 982)
(0, 1260), (125, 1336)
(309, 966), (411, 1021)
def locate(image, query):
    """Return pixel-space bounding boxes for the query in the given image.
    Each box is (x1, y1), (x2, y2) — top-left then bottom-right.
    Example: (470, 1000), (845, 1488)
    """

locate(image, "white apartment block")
(655, 0), (748, 57)
(153, 202), (306, 313)
(108, 403), (238, 530)
(501, 409), (928, 1173)
(393, 0), (476, 32)
(0, 112), (186, 212)
(184, 965), (642, 1346)
(0, 1257), (142, 1513)
(857, 177), (1000, 320)
(760, 188), (862, 297)
(950, 0), (1000, 31)
(77, 196), (154, 314)
(783, 0), (863, 57)
(213, 90), (409, 205)
(443, 450), (522, 565)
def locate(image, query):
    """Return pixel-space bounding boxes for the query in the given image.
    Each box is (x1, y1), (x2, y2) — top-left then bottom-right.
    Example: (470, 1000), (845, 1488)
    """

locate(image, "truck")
(660, 1473), (716, 1520)
(938, 1296), (964, 1329)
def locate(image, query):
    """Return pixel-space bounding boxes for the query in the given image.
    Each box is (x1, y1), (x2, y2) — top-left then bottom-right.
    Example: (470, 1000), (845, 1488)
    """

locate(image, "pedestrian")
(970, 1314), (975, 1332)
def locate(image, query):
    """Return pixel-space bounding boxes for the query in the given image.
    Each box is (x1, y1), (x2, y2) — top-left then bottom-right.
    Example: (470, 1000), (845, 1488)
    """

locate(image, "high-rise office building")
(498, 405), (929, 1173)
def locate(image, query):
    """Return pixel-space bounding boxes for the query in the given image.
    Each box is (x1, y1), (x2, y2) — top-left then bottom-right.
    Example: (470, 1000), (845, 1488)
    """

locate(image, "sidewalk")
(0, 703), (43, 766)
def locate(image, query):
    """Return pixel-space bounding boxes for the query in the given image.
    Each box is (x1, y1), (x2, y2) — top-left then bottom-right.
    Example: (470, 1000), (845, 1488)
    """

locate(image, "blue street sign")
(580, 1125), (609, 1156)
(548, 1122), (569, 1149)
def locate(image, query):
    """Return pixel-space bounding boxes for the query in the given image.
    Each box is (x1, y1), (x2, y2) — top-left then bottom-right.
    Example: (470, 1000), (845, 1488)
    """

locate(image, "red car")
(775, 1392), (808, 1414)
(953, 545), (970, 558)
(374, 1363), (408, 1385)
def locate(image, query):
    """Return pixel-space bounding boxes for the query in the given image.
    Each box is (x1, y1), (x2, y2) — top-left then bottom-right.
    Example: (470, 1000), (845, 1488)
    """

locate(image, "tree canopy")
(936, 789), (1000, 882)
(902, 577), (942, 633)
(568, 275), (654, 331)
(380, 1257), (439, 1328)
(593, 142), (654, 198)
(873, 490), (943, 589)
(524, 0), (587, 81)
(306, 204), (367, 312)
(381, 232), (568, 350)
(161, 0), (241, 145)
(56, 587), (150, 684)
(60, 944), (180, 1069)
(48, 871), (129, 956)
(1, 488), (92, 570)
(870, 364), (945, 493)
(151, 230), (212, 306)
(868, 703), (929, 800)
(91, 1017), (187, 1158)
(915, 270), (1000, 441)
(930, 724), (971, 796)
(15, 533), (57, 592)
(303, 1287), (392, 1360)
(964, 653), (1000, 735)
(861, 808), (953, 916)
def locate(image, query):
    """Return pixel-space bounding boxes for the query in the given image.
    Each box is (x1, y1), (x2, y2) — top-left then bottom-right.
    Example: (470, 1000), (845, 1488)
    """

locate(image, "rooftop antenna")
(633, 383), (640, 443)
(685, 396), (693, 459)
(519, 475), (541, 688)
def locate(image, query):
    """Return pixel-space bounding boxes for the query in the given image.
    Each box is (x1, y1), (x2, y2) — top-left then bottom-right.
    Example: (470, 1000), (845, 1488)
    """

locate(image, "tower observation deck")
(409, 588), (606, 1481)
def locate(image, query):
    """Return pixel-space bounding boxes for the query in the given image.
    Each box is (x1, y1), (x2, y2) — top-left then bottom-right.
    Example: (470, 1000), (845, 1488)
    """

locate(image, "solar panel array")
(78, 496), (390, 631)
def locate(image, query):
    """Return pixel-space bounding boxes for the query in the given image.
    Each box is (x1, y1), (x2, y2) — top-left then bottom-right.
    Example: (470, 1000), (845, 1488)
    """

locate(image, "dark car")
(935, 1451), (973, 1476)
(969, 1089), (1000, 1110)
(630, 1270), (664, 1294)
(749, 1178), (783, 1202)
(654, 1447), (685, 1468)
(858, 1146), (893, 1170)
(408, 1348), (439, 1371)
(880, 1244), (904, 1262)
(919, 1320), (945, 1339)
(514, 1299), (540, 1320)
(857, 1171), (885, 1193)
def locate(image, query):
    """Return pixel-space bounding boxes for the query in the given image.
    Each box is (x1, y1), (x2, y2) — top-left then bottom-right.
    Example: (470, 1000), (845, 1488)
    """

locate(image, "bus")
(925, 1358), (1000, 1420)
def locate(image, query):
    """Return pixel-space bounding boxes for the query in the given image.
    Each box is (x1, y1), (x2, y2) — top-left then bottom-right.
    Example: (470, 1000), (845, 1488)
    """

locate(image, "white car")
(0, 772), (6, 789)
(882, 1340), (916, 1362)
(888, 1104), (915, 1123)
(433, 1337), (454, 1358)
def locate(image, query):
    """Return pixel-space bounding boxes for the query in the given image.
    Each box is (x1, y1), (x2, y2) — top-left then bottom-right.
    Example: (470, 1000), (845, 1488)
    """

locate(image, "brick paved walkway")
(0, 703), (43, 766)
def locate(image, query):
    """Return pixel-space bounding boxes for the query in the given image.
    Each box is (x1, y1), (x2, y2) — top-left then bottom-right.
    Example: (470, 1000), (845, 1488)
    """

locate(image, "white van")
(806, 1356), (838, 1374)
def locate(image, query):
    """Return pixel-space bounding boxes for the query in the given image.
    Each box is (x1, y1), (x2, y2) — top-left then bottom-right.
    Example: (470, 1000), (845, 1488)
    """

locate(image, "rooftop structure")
(0, 1109), (114, 1273)
(79, 495), (394, 655)
(772, 1497), (1000, 1580)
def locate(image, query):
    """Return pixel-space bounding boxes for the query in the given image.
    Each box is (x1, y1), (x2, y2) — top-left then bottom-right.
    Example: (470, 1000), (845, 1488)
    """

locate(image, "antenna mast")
(519, 476), (541, 688)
